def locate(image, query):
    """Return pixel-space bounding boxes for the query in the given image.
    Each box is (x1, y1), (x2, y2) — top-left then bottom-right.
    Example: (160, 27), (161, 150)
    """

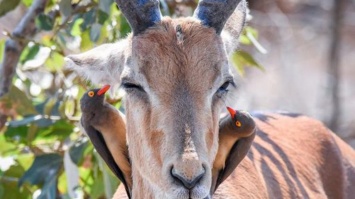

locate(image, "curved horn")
(193, 0), (242, 34)
(115, 0), (162, 35)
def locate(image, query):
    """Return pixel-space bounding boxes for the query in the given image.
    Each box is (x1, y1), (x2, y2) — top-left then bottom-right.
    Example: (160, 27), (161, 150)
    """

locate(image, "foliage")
(0, 0), (21, 17)
(0, 1), (265, 198)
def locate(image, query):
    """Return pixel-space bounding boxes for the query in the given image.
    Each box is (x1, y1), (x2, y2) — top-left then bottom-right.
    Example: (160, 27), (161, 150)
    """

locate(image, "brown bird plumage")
(212, 107), (256, 193)
(80, 85), (132, 197)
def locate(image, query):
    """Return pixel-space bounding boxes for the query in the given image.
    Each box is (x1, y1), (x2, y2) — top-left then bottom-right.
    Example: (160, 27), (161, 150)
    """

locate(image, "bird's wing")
(84, 124), (131, 198)
(215, 133), (255, 191)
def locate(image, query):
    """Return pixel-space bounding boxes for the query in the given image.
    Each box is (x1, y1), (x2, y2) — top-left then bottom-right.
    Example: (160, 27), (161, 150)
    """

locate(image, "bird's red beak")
(97, 85), (111, 96)
(226, 106), (237, 119)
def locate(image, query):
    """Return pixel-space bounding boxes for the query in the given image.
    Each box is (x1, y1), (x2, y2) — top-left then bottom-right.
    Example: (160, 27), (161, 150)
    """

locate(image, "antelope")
(65, 0), (355, 198)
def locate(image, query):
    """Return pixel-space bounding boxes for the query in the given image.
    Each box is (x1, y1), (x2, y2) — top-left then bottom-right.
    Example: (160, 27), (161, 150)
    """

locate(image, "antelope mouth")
(171, 185), (210, 199)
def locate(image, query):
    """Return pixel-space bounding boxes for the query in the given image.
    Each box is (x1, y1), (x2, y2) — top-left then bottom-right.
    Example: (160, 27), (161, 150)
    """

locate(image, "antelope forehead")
(133, 47), (225, 92)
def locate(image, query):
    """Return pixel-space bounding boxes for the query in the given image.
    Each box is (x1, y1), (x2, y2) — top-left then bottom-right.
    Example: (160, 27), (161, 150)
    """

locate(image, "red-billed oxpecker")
(212, 107), (256, 193)
(80, 85), (132, 198)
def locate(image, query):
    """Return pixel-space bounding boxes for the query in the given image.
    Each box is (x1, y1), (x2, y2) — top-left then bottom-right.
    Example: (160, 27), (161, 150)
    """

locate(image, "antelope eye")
(218, 81), (231, 92)
(215, 80), (233, 98)
(88, 91), (95, 97)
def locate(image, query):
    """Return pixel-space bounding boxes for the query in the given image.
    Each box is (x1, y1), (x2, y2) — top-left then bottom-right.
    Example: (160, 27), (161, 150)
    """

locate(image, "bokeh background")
(0, 0), (354, 198)
(236, 0), (355, 148)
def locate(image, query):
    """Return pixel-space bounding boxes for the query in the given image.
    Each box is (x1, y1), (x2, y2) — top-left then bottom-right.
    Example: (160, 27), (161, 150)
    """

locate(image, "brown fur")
(65, 1), (355, 197)
(113, 113), (355, 198)
(117, 17), (233, 198)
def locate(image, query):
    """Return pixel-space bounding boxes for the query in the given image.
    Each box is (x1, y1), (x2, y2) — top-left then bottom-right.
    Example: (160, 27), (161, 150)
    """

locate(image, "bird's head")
(80, 85), (111, 120)
(226, 106), (256, 137)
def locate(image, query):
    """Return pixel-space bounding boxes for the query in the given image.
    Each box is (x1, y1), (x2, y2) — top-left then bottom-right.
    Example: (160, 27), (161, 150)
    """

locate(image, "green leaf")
(99, 0), (113, 14)
(4, 126), (28, 144)
(44, 51), (64, 71)
(0, 85), (37, 116)
(26, 124), (38, 144)
(16, 154), (34, 171)
(89, 171), (105, 199)
(57, 171), (67, 195)
(59, 0), (73, 22)
(69, 139), (89, 165)
(80, 30), (94, 51)
(35, 118), (56, 127)
(37, 176), (57, 199)
(239, 35), (251, 45)
(6, 118), (73, 144)
(21, 0), (33, 7)
(239, 51), (264, 70)
(20, 44), (40, 64)
(81, 9), (96, 30)
(90, 23), (102, 42)
(0, 40), (5, 63)
(61, 98), (75, 118)
(118, 13), (131, 37)
(35, 98), (61, 116)
(43, 97), (57, 115)
(7, 115), (41, 127)
(96, 153), (118, 198)
(4, 161), (24, 176)
(0, 134), (18, 155)
(231, 53), (245, 76)
(0, 0), (21, 17)
(78, 165), (95, 193)
(97, 23), (108, 43)
(97, 10), (109, 25)
(0, 184), (4, 198)
(70, 18), (84, 36)
(231, 50), (264, 76)
(245, 26), (258, 39)
(19, 154), (63, 199)
(1, 164), (32, 199)
(33, 119), (74, 142)
(35, 13), (54, 31)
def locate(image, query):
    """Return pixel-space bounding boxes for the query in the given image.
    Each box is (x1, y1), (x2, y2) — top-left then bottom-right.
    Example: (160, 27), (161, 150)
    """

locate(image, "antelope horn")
(115, 0), (162, 35)
(193, 0), (242, 34)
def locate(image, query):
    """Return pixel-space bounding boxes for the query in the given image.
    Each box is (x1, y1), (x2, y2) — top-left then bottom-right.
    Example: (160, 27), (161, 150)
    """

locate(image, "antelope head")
(66, 0), (248, 198)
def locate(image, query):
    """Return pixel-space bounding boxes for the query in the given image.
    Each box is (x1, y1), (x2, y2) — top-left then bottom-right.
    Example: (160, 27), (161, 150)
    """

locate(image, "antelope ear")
(65, 39), (130, 91)
(211, 112), (256, 193)
(221, 0), (247, 56)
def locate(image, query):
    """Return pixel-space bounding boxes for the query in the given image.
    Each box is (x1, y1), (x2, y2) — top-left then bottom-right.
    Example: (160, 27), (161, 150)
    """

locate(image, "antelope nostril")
(171, 167), (205, 189)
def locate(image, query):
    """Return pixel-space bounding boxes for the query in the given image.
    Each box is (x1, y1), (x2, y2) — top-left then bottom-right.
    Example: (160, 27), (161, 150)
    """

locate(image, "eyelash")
(122, 82), (145, 92)
(216, 80), (233, 97)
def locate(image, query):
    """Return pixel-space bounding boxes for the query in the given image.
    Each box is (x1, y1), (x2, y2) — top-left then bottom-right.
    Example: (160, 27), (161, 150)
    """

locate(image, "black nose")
(171, 167), (205, 189)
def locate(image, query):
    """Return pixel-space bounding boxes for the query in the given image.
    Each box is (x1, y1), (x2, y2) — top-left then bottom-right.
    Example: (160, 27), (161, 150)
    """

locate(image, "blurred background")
(236, 0), (355, 148)
(0, 0), (354, 198)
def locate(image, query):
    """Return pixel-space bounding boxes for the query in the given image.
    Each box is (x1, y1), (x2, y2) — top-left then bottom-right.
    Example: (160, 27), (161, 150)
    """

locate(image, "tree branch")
(0, 0), (48, 129)
(326, 0), (345, 132)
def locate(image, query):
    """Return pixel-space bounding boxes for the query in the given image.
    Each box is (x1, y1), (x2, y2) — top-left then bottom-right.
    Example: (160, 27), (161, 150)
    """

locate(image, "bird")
(80, 85), (132, 198)
(211, 106), (256, 193)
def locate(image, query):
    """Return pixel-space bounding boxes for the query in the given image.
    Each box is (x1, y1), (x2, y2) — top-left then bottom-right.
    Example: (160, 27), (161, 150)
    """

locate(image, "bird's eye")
(236, 121), (242, 127)
(88, 91), (95, 97)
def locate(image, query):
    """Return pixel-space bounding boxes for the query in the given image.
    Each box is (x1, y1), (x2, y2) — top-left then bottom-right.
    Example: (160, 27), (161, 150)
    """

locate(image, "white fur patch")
(65, 41), (129, 95)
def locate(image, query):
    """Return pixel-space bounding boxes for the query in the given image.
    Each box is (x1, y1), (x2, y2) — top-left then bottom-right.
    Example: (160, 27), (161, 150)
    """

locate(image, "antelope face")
(66, 0), (247, 198)
(122, 18), (233, 198)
